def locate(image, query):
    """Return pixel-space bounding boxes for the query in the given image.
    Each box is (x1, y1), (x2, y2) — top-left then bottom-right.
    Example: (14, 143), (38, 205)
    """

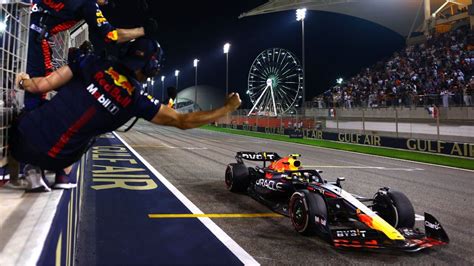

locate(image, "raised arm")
(83, 2), (157, 44)
(151, 93), (241, 130)
(116, 28), (145, 43)
(16, 65), (73, 94)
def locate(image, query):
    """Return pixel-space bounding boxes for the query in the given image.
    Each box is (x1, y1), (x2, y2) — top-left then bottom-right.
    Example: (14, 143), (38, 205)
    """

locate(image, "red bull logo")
(105, 67), (134, 95)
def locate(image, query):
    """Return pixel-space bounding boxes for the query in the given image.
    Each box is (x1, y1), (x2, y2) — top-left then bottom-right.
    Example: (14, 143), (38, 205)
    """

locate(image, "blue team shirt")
(31, 0), (118, 45)
(18, 54), (161, 162)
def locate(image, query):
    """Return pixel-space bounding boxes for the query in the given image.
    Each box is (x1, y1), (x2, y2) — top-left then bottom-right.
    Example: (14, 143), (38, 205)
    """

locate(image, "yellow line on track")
(148, 213), (284, 219)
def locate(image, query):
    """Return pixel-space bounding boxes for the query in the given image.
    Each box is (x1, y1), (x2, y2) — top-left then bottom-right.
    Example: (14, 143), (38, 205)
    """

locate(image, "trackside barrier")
(220, 107), (474, 143)
(216, 124), (474, 159)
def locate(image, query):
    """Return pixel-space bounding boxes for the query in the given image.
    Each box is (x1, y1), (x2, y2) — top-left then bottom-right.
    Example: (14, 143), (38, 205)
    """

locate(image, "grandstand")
(242, 0), (474, 109)
(222, 0), (474, 142)
(318, 26), (472, 108)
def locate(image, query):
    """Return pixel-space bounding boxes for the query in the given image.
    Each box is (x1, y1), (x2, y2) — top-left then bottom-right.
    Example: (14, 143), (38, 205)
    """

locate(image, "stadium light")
(193, 59), (199, 104)
(223, 43), (230, 54)
(0, 15), (10, 33)
(0, 22), (6, 33)
(223, 43), (230, 97)
(336, 78), (343, 84)
(161, 75), (165, 101)
(296, 8), (306, 21)
(175, 70), (180, 106)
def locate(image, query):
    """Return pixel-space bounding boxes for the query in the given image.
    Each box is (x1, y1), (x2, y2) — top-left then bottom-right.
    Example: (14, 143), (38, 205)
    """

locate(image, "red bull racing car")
(225, 152), (449, 252)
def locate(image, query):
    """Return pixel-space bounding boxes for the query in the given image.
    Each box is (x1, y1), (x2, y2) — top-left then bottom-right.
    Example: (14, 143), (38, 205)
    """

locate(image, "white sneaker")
(24, 165), (51, 193)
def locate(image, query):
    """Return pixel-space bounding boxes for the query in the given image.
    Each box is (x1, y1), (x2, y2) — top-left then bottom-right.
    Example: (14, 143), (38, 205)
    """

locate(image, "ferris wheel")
(247, 48), (303, 116)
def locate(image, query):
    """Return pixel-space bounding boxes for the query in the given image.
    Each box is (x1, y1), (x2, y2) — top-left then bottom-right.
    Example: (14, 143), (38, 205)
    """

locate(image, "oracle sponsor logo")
(256, 179), (283, 191)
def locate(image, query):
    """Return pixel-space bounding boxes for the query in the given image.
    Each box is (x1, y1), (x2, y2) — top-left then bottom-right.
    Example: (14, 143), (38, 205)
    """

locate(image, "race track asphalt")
(115, 121), (474, 265)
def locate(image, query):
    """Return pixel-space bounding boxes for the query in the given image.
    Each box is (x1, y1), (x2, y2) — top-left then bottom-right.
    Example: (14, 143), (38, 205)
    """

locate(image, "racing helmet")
(120, 37), (163, 78)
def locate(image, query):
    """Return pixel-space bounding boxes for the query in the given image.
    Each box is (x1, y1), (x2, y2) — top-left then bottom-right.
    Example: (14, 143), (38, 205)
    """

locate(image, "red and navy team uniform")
(26, 0), (119, 111)
(12, 54), (161, 170)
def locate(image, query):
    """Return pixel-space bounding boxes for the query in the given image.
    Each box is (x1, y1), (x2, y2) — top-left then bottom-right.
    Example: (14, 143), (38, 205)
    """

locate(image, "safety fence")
(215, 122), (474, 158)
(0, 0), (87, 180)
(217, 107), (474, 143)
(0, 0), (30, 170)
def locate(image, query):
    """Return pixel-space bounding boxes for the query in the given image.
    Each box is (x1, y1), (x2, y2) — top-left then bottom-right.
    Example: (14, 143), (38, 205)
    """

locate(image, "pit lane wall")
(216, 124), (474, 158)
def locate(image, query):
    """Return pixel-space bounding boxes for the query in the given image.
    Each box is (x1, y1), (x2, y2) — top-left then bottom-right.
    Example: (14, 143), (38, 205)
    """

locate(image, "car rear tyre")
(372, 189), (415, 228)
(225, 163), (249, 193)
(289, 190), (329, 236)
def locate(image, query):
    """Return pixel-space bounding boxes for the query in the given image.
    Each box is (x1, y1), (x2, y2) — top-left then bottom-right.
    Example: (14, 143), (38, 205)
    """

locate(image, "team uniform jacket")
(16, 53), (161, 168)
(26, 0), (119, 110)
(31, 0), (118, 45)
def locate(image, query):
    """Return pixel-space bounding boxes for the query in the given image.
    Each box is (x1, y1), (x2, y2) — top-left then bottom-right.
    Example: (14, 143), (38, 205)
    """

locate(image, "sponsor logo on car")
(425, 220), (441, 230)
(256, 179), (283, 191)
(335, 229), (367, 238)
(315, 215), (327, 226)
(241, 152), (276, 161)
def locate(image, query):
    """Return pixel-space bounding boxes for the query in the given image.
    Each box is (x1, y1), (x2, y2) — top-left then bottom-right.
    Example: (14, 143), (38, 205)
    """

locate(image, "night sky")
(103, 0), (405, 108)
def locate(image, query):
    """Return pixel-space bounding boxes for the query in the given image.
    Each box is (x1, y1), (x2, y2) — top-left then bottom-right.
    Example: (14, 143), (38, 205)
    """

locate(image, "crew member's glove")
(144, 18), (158, 38)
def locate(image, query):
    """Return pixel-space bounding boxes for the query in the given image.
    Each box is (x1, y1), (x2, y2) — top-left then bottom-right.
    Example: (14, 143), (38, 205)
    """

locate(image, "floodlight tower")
(161, 75), (165, 102)
(193, 58), (199, 104)
(175, 70), (180, 106)
(223, 43), (230, 97)
(296, 8), (307, 108)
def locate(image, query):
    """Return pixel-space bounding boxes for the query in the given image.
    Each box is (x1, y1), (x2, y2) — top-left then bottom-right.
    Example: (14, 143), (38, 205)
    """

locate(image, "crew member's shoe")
(53, 170), (77, 189)
(24, 165), (51, 193)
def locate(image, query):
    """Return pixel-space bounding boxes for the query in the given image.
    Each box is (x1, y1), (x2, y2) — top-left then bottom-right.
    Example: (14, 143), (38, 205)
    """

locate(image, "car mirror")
(336, 177), (345, 187)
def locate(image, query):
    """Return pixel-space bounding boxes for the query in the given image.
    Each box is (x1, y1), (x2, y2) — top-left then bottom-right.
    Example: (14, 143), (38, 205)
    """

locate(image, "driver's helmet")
(268, 154), (301, 173)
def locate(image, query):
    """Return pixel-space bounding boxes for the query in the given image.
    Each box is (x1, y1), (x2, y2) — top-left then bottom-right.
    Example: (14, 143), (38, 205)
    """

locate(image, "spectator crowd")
(316, 27), (473, 108)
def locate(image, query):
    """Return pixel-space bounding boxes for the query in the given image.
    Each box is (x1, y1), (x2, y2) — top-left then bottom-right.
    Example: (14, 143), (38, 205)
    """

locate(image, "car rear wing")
(236, 152), (281, 166)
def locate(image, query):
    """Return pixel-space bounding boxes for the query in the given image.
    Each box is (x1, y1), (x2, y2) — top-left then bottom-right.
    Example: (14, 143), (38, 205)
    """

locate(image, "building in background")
(176, 85), (225, 113)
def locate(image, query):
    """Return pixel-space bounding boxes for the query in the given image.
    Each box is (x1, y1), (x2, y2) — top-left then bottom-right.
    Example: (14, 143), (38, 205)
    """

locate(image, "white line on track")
(305, 165), (424, 171)
(113, 132), (259, 266)
(131, 145), (208, 150)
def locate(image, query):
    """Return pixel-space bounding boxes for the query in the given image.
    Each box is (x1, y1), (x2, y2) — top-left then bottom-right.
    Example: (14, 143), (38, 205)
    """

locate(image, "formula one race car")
(225, 152), (449, 252)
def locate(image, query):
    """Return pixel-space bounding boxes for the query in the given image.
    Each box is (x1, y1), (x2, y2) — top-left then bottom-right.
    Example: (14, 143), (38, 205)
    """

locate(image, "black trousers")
(9, 116), (84, 171)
